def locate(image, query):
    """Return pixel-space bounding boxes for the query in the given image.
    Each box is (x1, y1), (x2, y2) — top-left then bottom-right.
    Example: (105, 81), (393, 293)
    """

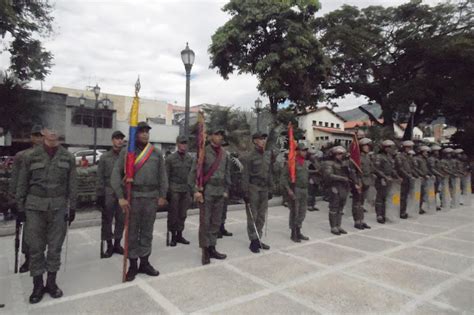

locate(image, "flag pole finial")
(135, 76), (141, 96)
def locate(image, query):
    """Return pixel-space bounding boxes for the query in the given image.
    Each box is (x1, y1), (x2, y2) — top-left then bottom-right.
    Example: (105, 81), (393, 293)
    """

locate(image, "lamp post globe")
(181, 42), (195, 141)
(92, 84), (101, 164)
(409, 102), (417, 140)
(255, 97), (262, 132)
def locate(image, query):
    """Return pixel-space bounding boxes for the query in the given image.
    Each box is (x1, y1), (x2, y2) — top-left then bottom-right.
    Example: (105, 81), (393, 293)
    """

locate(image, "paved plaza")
(0, 199), (473, 314)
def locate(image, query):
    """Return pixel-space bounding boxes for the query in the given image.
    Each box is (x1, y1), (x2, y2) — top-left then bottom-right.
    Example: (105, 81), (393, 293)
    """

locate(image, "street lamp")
(102, 96), (112, 109)
(181, 42), (195, 142)
(254, 97), (262, 132)
(92, 84), (100, 164)
(409, 102), (417, 140)
(79, 94), (86, 106)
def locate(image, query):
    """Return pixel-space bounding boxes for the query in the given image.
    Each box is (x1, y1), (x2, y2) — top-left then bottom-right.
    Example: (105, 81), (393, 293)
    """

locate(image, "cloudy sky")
(2, 0), (441, 111)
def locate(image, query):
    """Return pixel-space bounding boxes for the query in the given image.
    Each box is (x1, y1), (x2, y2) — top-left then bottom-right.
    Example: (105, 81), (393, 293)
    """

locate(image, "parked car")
(73, 149), (106, 166)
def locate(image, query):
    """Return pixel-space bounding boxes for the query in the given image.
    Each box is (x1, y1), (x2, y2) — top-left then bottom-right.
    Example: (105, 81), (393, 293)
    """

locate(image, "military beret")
(402, 140), (415, 147)
(308, 148), (317, 155)
(137, 121), (152, 130)
(112, 130), (126, 139)
(454, 148), (464, 154)
(176, 135), (187, 143)
(419, 146), (431, 152)
(331, 146), (347, 154)
(430, 145), (442, 151)
(296, 142), (308, 151)
(252, 131), (268, 139)
(382, 140), (395, 147)
(442, 148), (453, 153)
(359, 138), (372, 145)
(209, 127), (225, 135)
(408, 150), (416, 155)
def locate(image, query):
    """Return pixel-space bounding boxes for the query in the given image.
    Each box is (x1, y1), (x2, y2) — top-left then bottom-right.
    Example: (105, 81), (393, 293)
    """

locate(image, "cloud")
(1, 0), (443, 111)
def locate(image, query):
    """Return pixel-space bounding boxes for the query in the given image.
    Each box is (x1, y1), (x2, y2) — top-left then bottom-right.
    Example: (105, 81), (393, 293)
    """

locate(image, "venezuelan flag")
(126, 78), (140, 184)
(288, 122), (296, 184)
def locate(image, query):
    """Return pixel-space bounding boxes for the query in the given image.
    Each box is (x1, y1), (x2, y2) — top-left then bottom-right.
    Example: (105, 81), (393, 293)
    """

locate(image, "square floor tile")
(420, 237), (474, 257)
(286, 273), (411, 314)
(361, 227), (426, 243)
(443, 227), (474, 242)
(389, 246), (474, 274)
(33, 286), (165, 314)
(388, 222), (449, 235)
(212, 292), (318, 314)
(230, 252), (318, 285)
(407, 302), (459, 315)
(433, 280), (474, 313)
(285, 242), (365, 266)
(345, 257), (451, 294)
(148, 265), (264, 313)
(329, 234), (400, 253)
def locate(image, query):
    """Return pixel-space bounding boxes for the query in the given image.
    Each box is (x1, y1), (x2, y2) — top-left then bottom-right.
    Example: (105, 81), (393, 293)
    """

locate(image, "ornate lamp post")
(254, 97), (262, 132)
(409, 102), (417, 140)
(181, 42), (195, 142)
(92, 84), (101, 164)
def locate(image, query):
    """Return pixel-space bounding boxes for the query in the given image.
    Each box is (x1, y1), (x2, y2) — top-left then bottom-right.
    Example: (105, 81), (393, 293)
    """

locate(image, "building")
(297, 107), (354, 148)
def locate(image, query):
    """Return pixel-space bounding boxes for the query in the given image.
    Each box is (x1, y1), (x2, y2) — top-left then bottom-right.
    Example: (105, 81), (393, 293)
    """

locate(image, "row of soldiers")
(9, 121), (471, 305)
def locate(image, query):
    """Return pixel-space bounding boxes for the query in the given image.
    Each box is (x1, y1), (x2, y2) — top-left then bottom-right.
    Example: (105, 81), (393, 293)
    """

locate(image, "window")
(325, 122), (329, 127)
(336, 123), (340, 129)
(330, 123), (334, 128)
(319, 121), (323, 126)
(312, 120), (316, 126)
(325, 136), (329, 140)
(72, 108), (113, 129)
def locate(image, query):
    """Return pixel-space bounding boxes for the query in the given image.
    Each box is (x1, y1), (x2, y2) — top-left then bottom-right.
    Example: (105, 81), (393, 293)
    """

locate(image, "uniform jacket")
(166, 151), (193, 193)
(241, 147), (273, 193)
(96, 149), (121, 196)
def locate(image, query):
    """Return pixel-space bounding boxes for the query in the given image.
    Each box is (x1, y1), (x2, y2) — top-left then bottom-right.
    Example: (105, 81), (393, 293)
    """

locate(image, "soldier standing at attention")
(307, 149), (321, 212)
(352, 138), (373, 229)
(189, 127), (230, 265)
(281, 143), (310, 243)
(373, 140), (401, 224)
(242, 132), (272, 253)
(16, 125), (77, 304)
(395, 140), (417, 219)
(9, 124), (44, 273)
(323, 146), (351, 235)
(96, 130), (126, 258)
(165, 135), (192, 247)
(111, 122), (168, 282)
(428, 145), (444, 210)
(415, 146), (433, 214)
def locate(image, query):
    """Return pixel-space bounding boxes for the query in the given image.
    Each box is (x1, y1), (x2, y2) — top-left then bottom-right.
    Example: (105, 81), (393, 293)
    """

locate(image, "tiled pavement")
(0, 200), (473, 314)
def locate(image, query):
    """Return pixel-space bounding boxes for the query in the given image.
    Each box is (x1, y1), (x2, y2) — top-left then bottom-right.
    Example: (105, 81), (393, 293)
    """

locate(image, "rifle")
(245, 201), (262, 250)
(14, 218), (23, 274)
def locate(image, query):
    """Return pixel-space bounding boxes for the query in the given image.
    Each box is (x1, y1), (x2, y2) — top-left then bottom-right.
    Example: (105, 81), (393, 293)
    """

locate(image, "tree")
(209, 0), (328, 115)
(0, 0), (54, 81)
(315, 0), (473, 135)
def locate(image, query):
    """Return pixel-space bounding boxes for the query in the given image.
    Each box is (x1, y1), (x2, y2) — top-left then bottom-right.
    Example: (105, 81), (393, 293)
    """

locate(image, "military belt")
(249, 177), (267, 186)
(132, 185), (159, 192)
(206, 178), (224, 186)
(29, 187), (66, 198)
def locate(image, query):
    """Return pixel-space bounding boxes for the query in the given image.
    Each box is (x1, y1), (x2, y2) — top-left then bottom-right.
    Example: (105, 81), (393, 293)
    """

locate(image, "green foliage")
(209, 0), (328, 113)
(0, 0), (54, 81)
(316, 0), (473, 133)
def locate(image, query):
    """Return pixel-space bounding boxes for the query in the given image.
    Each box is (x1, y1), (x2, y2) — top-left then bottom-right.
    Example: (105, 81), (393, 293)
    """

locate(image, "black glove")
(65, 208), (76, 226)
(96, 196), (106, 209)
(268, 192), (273, 200)
(16, 211), (26, 223)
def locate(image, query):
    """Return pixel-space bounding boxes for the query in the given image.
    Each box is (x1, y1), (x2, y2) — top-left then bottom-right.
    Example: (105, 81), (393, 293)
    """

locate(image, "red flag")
(196, 110), (206, 190)
(288, 123), (296, 184)
(349, 133), (362, 173)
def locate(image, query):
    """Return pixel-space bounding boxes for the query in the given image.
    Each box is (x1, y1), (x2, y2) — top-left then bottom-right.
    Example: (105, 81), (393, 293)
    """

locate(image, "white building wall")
(298, 108), (346, 144)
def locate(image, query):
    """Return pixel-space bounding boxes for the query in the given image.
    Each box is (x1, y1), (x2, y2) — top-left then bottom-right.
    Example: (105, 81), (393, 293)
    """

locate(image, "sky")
(1, 0), (442, 111)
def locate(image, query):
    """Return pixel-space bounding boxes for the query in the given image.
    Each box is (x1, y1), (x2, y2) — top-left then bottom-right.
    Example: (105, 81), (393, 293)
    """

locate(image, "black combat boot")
(126, 258), (138, 282)
(377, 216), (385, 224)
(297, 228), (309, 241)
(176, 231), (190, 245)
(169, 231), (177, 247)
(19, 253), (30, 273)
(220, 224), (233, 237)
(29, 275), (44, 304)
(208, 246), (227, 259)
(113, 239), (124, 255)
(329, 213), (340, 235)
(45, 272), (63, 299)
(138, 255), (160, 277)
(103, 240), (114, 258)
(291, 229), (301, 242)
(337, 215), (347, 234)
(259, 242), (270, 250)
(354, 221), (364, 230)
(400, 213), (408, 219)
(249, 240), (260, 253)
(202, 248), (210, 265)
(361, 222), (371, 229)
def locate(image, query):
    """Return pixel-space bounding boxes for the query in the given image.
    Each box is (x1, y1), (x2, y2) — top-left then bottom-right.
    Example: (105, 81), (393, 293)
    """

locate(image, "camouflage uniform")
(96, 148), (124, 252)
(373, 145), (399, 222)
(16, 144), (77, 303)
(307, 153), (321, 211)
(165, 148), (193, 245)
(395, 150), (416, 218)
(242, 140), (273, 251)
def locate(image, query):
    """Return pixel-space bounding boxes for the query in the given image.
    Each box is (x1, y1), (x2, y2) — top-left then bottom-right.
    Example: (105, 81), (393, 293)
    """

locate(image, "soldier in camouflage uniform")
(307, 149), (321, 212)
(111, 122), (167, 281)
(8, 124), (44, 273)
(189, 127), (231, 265)
(165, 135), (192, 247)
(415, 146), (434, 214)
(96, 130), (126, 258)
(16, 126), (77, 304)
(242, 132), (272, 253)
(373, 140), (401, 224)
(395, 140), (418, 219)
(352, 138), (373, 229)
(281, 143), (310, 242)
(323, 146), (351, 235)
(439, 148), (460, 204)
(428, 145), (444, 210)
